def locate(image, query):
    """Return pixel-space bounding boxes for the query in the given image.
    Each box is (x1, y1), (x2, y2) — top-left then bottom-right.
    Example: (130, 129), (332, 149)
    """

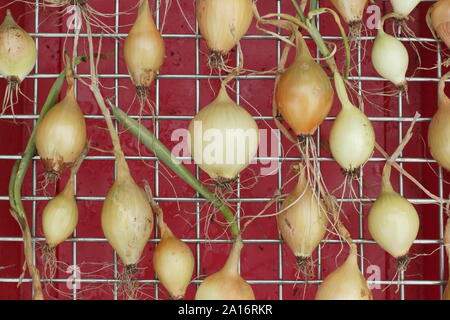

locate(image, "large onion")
(188, 84), (259, 182)
(277, 165), (327, 268)
(275, 32), (333, 137)
(315, 245), (372, 300)
(195, 238), (255, 300)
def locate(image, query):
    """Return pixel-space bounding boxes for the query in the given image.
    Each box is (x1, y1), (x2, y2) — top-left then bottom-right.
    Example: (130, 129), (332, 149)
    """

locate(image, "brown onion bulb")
(331, 0), (368, 27)
(275, 33), (334, 137)
(428, 0), (450, 48)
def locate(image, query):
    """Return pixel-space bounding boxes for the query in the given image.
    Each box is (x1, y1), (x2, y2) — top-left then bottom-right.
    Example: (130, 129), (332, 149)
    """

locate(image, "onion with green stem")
(0, 9), (36, 115)
(368, 114), (420, 273)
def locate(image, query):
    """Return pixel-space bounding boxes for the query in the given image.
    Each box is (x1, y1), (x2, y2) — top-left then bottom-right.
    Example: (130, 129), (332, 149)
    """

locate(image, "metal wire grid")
(0, 0), (447, 300)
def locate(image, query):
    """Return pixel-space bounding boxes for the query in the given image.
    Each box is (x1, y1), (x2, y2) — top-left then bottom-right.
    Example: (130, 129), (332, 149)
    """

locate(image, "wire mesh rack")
(0, 0), (448, 300)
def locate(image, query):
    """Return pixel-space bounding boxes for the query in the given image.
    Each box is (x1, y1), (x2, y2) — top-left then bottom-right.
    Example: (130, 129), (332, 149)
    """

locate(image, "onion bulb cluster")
(101, 157), (154, 269)
(188, 84), (259, 183)
(329, 73), (375, 177)
(275, 33), (334, 138)
(124, 0), (165, 98)
(428, 72), (450, 171)
(427, 0), (450, 49)
(371, 18), (409, 92)
(277, 165), (327, 269)
(36, 66), (87, 176)
(196, 0), (253, 68)
(195, 238), (255, 300)
(0, 10), (36, 112)
(315, 246), (372, 300)
(391, 0), (421, 18)
(368, 162), (419, 270)
(153, 212), (194, 300)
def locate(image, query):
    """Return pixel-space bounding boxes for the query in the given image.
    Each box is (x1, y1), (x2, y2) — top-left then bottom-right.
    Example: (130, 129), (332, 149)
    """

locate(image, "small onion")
(276, 165), (327, 268)
(101, 157), (154, 269)
(368, 162), (419, 270)
(196, 0), (253, 68)
(35, 69), (87, 176)
(0, 10), (37, 112)
(428, 0), (450, 50)
(391, 0), (421, 18)
(428, 72), (450, 171)
(124, 0), (165, 98)
(153, 214), (195, 300)
(329, 73), (375, 176)
(275, 33), (334, 137)
(42, 179), (78, 248)
(331, 0), (368, 35)
(315, 246), (372, 300)
(195, 238), (255, 300)
(371, 21), (409, 91)
(188, 84), (259, 182)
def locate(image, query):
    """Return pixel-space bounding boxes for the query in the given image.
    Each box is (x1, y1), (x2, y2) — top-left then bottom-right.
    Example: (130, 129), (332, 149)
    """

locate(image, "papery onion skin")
(0, 10), (36, 83)
(101, 164), (153, 267)
(35, 85), (87, 175)
(368, 189), (419, 259)
(371, 28), (409, 89)
(124, 0), (165, 92)
(196, 0), (253, 56)
(331, 0), (368, 25)
(428, 95), (450, 171)
(188, 85), (259, 181)
(315, 248), (372, 300)
(153, 220), (194, 300)
(42, 183), (78, 248)
(391, 0), (421, 18)
(195, 238), (255, 300)
(275, 47), (334, 136)
(277, 168), (327, 260)
(429, 0), (450, 50)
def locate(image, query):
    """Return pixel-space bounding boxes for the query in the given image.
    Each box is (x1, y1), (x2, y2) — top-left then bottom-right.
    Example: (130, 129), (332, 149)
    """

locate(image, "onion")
(368, 160), (419, 270)
(153, 212), (194, 300)
(42, 178), (78, 248)
(188, 84), (259, 182)
(427, 0), (450, 49)
(0, 10), (37, 113)
(371, 16), (409, 92)
(428, 72), (450, 171)
(124, 0), (165, 98)
(331, 0), (368, 36)
(391, 0), (421, 18)
(101, 156), (154, 269)
(444, 218), (450, 300)
(275, 33), (334, 137)
(35, 66), (86, 176)
(276, 165), (327, 269)
(315, 245), (372, 300)
(195, 237), (255, 300)
(196, 0), (253, 68)
(329, 73), (375, 177)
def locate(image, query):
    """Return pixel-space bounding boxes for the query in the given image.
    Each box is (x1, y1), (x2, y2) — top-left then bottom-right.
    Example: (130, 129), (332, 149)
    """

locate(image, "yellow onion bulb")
(153, 219), (194, 300)
(391, 0), (421, 18)
(428, 0), (450, 50)
(42, 181), (78, 248)
(315, 247), (372, 300)
(195, 238), (255, 300)
(368, 171), (419, 268)
(36, 84), (87, 175)
(188, 85), (259, 182)
(124, 0), (165, 96)
(428, 74), (450, 171)
(275, 45), (334, 137)
(331, 0), (368, 27)
(101, 161), (154, 268)
(371, 28), (409, 90)
(196, 0), (253, 67)
(276, 166), (327, 267)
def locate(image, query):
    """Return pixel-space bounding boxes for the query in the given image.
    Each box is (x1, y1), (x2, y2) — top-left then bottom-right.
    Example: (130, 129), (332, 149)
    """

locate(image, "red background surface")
(0, 0), (448, 300)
